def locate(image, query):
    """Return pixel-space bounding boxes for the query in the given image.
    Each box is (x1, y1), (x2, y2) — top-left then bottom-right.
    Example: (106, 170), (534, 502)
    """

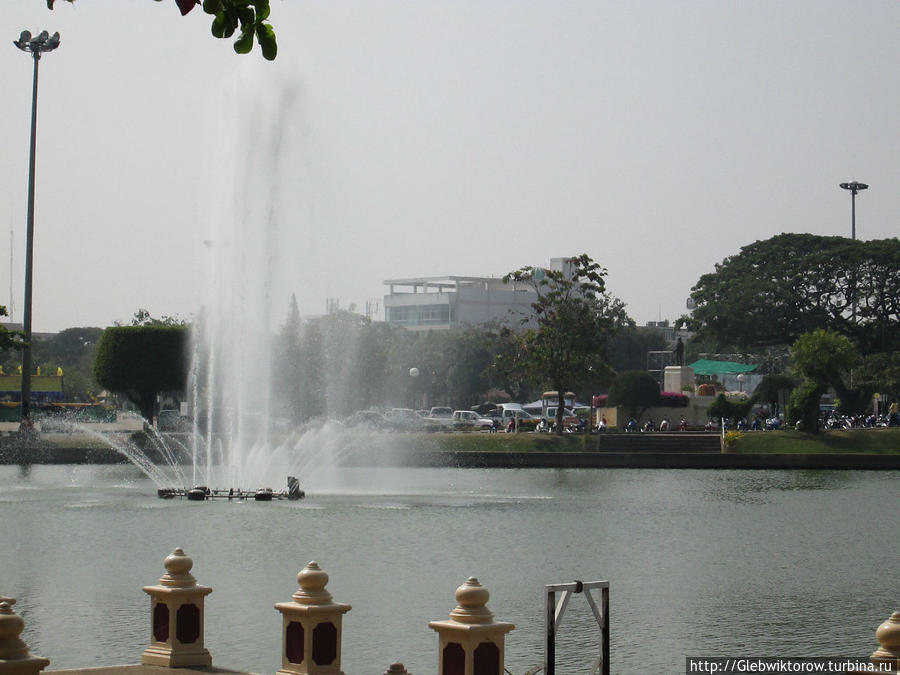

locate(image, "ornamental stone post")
(870, 611), (900, 671)
(275, 561), (351, 675)
(429, 577), (514, 675)
(141, 548), (212, 667)
(0, 599), (50, 675)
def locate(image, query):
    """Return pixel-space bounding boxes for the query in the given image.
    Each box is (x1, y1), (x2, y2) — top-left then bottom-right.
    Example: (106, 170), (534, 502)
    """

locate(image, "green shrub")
(707, 393), (754, 424)
(610, 370), (660, 418)
(787, 380), (822, 432)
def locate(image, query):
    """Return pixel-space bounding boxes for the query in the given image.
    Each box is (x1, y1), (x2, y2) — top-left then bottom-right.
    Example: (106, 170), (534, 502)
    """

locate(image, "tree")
(501, 254), (623, 434)
(47, 0), (277, 60)
(609, 326), (667, 374)
(297, 320), (326, 419)
(852, 352), (900, 402)
(792, 328), (872, 415)
(788, 329), (861, 427)
(39, 327), (104, 365)
(753, 374), (797, 418)
(272, 295), (305, 422)
(489, 326), (542, 405)
(0, 306), (24, 352)
(853, 238), (900, 353)
(120, 308), (186, 327)
(681, 234), (900, 354)
(355, 321), (394, 410)
(609, 370), (660, 420)
(791, 329), (859, 391)
(397, 326), (502, 410)
(787, 380), (822, 432)
(318, 309), (381, 417)
(93, 325), (188, 423)
(31, 327), (104, 402)
(707, 393), (755, 427)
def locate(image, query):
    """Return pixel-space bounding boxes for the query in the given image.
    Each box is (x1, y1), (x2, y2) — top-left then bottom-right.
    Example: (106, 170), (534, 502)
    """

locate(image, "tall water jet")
(185, 64), (339, 491)
(78, 66), (401, 493)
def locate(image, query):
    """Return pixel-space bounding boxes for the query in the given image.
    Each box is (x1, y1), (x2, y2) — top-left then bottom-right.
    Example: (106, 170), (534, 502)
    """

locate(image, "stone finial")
(384, 663), (411, 675)
(292, 562), (334, 605)
(159, 548), (197, 588)
(871, 611), (900, 669)
(0, 601), (50, 674)
(449, 578), (493, 625)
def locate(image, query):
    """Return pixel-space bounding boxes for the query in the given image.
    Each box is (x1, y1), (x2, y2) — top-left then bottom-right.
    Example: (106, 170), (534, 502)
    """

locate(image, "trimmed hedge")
(93, 325), (188, 421)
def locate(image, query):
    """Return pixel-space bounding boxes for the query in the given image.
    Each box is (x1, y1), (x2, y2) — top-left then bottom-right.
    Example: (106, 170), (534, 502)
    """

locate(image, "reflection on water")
(703, 470), (855, 504)
(0, 465), (896, 675)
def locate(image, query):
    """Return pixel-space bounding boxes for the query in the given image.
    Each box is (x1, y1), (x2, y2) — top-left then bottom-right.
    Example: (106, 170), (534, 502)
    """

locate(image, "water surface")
(1, 465), (896, 674)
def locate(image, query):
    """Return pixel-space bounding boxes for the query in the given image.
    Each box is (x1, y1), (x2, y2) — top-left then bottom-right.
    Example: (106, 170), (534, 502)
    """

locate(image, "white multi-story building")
(383, 258), (573, 331)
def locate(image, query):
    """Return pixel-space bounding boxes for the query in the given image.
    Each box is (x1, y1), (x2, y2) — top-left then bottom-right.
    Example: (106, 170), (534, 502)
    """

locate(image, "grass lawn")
(729, 428), (900, 454)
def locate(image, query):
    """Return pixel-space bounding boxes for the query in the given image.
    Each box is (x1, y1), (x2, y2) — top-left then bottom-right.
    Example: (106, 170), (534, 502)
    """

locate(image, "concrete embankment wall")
(375, 451), (900, 470)
(2, 432), (899, 470)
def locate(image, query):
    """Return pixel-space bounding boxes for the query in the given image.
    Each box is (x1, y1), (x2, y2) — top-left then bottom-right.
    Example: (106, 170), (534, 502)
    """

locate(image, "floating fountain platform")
(157, 476), (305, 501)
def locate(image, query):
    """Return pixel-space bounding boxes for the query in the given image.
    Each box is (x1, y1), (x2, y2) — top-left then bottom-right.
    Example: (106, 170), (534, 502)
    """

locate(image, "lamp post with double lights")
(13, 30), (60, 429)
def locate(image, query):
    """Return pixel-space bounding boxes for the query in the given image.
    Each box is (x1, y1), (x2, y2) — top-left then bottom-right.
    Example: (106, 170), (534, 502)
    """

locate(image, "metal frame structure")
(527, 580), (610, 675)
(646, 350), (674, 385)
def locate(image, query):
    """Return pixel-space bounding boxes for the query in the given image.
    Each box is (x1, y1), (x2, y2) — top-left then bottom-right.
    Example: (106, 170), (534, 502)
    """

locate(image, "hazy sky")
(2, 1), (898, 333)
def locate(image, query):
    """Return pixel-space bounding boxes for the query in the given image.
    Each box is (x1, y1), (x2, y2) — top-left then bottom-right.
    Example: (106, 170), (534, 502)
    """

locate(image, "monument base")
(664, 366), (695, 394)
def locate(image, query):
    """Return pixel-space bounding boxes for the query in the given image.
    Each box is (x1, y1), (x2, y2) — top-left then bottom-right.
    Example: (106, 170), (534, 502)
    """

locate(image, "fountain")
(56, 65), (395, 496)
(0, 64), (420, 494)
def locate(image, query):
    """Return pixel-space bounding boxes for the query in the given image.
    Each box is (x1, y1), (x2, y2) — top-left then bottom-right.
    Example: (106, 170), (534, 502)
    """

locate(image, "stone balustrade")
(1, 550), (897, 674)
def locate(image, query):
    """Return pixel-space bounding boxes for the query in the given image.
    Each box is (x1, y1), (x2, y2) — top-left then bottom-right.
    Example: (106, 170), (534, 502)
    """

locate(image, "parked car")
(386, 408), (425, 430)
(423, 406), (454, 431)
(427, 406), (453, 418)
(345, 410), (391, 429)
(452, 410), (494, 430)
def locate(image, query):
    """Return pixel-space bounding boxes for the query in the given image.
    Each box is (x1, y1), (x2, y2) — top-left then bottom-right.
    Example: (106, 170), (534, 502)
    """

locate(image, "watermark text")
(686, 657), (894, 673)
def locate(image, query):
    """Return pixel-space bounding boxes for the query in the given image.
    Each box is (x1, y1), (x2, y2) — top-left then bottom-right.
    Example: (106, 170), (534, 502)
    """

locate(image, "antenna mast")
(8, 222), (13, 321)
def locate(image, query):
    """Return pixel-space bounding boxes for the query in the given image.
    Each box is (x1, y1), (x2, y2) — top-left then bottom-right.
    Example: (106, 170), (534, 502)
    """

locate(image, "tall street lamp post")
(13, 30), (60, 429)
(839, 180), (868, 241)
(839, 180), (868, 325)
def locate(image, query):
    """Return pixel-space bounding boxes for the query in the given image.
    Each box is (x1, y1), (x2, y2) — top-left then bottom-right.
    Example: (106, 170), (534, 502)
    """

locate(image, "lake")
(1, 464), (897, 674)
